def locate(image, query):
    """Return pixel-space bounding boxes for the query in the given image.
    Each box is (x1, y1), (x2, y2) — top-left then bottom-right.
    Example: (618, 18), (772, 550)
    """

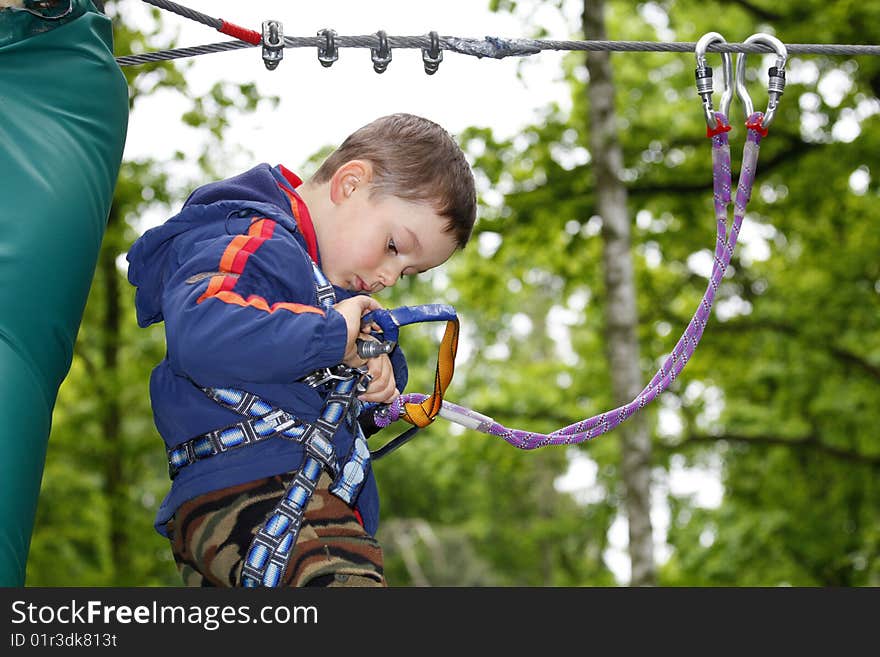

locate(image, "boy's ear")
(329, 160), (373, 204)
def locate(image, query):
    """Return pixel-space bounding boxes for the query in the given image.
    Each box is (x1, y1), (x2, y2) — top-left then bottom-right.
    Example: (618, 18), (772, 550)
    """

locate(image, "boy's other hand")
(334, 295), (382, 367)
(359, 349), (399, 404)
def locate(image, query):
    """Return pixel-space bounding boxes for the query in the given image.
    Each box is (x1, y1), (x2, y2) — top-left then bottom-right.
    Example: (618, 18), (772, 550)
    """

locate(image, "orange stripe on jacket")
(218, 234), (249, 272)
(211, 291), (324, 316)
(199, 276), (223, 301)
(217, 219), (276, 272)
(195, 217), (325, 316)
(249, 218), (275, 239)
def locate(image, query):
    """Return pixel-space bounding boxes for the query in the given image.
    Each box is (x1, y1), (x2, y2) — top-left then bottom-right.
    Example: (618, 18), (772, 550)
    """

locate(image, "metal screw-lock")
(356, 338), (397, 359)
(735, 33), (788, 128)
(768, 64), (786, 97)
(317, 28), (338, 68)
(371, 30), (392, 73)
(261, 20), (283, 70)
(694, 31), (733, 130)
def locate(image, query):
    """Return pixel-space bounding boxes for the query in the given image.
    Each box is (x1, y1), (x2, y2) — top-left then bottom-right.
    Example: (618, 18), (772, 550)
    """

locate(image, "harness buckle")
(167, 441), (196, 480)
(261, 408), (288, 425)
(301, 365), (359, 389)
(261, 409), (303, 434)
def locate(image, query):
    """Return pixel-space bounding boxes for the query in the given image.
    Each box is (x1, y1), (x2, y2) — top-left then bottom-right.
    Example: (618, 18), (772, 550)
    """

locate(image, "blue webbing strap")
(239, 370), (368, 587)
(310, 260), (336, 310)
(166, 388), (320, 478)
(240, 452), (324, 587)
(165, 374), (362, 586)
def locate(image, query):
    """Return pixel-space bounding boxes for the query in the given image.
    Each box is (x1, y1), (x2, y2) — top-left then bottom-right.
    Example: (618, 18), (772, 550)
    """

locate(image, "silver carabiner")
(695, 32), (733, 130)
(735, 33), (787, 129)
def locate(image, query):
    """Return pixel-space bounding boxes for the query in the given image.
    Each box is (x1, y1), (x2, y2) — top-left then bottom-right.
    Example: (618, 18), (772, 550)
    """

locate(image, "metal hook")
(261, 20), (283, 71)
(735, 33), (787, 129)
(371, 30), (392, 73)
(317, 28), (338, 68)
(422, 31), (443, 75)
(9, 0), (73, 20)
(694, 32), (733, 130)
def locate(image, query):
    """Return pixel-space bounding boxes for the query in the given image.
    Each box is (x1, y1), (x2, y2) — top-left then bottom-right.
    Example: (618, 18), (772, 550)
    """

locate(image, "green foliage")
(469, 0), (880, 586)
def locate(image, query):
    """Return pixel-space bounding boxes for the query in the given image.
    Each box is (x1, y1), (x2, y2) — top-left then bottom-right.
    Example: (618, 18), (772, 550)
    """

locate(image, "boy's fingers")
(359, 296), (382, 312)
(360, 385), (399, 404)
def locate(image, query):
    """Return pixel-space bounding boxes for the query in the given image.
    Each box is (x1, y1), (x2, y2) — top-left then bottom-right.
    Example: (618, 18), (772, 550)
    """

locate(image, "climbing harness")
(237, 370), (369, 587)
(360, 32), (787, 451)
(166, 259), (378, 587)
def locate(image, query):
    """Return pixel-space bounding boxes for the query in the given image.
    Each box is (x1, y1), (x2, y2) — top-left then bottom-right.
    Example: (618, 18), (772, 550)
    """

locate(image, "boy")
(127, 113), (476, 587)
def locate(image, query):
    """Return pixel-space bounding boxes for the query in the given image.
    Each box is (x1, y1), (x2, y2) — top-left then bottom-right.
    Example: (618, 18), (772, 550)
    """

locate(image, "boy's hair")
(311, 113), (477, 249)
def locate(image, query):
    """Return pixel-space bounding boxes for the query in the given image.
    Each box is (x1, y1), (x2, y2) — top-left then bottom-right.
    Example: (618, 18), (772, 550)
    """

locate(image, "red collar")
(276, 165), (319, 263)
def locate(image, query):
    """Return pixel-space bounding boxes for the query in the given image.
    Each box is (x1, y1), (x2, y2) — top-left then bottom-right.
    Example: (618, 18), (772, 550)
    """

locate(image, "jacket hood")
(126, 164), (297, 327)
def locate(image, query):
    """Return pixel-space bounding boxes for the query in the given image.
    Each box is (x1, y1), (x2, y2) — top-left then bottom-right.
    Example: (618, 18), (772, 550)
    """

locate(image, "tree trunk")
(582, 0), (656, 586)
(100, 204), (128, 582)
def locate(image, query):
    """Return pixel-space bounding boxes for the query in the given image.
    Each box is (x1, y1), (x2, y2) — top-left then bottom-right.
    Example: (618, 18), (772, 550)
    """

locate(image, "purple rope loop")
(373, 397), (404, 428)
(381, 112), (765, 449)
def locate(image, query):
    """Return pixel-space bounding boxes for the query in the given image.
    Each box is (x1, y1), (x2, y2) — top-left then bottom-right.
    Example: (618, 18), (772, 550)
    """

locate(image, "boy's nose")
(377, 265), (400, 289)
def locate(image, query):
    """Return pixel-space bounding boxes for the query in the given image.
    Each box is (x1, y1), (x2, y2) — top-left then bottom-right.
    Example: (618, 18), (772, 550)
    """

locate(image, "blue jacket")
(127, 163), (407, 537)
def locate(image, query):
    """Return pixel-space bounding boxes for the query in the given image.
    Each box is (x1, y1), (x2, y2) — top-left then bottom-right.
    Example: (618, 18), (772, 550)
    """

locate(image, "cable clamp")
(262, 20), (284, 70)
(372, 30), (392, 73)
(317, 28), (338, 67)
(422, 31), (443, 75)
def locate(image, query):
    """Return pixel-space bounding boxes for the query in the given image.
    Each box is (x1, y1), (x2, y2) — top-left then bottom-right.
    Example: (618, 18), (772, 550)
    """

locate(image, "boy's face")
(318, 189), (458, 294)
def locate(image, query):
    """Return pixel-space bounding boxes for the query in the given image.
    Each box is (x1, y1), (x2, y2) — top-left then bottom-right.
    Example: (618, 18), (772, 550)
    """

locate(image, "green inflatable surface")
(0, 1), (129, 586)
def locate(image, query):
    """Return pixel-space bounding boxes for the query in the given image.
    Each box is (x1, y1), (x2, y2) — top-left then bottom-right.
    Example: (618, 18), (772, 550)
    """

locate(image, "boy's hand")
(333, 295), (382, 367)
(359, 350), (399, 404)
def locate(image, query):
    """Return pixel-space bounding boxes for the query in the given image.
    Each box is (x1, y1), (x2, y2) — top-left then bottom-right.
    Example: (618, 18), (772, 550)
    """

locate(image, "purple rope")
(379, 112), (766, 449)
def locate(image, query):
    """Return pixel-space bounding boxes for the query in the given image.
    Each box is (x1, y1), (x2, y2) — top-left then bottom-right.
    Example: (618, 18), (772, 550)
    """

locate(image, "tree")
(583, 0), (655, 586)
(430, 0), (880, 585)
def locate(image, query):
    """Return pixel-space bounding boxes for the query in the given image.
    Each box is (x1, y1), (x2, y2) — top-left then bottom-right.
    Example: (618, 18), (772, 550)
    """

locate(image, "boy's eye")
(388, 239), (398, 255)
